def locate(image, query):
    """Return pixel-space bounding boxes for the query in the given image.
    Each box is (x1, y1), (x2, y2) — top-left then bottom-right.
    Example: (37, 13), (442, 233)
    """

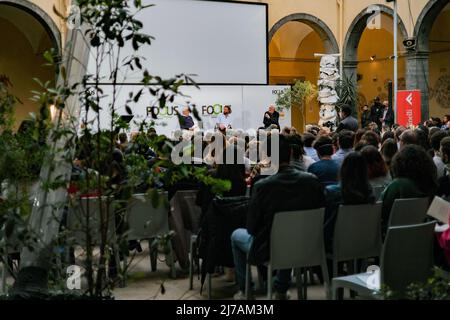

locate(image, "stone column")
(406, 50), (430, 121)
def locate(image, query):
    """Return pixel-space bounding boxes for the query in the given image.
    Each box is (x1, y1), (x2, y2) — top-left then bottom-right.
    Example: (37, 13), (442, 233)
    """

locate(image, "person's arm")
(263, 112), (271, 127)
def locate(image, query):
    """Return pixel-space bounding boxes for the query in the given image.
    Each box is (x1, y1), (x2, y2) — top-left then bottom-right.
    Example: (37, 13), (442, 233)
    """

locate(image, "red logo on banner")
(397, 90), (421, 127)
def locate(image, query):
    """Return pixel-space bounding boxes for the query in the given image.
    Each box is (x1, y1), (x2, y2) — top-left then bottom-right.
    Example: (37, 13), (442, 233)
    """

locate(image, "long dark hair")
(390, 144), (437, 195)
(340, 152), (374, 204)
(216, 145), (247, 196)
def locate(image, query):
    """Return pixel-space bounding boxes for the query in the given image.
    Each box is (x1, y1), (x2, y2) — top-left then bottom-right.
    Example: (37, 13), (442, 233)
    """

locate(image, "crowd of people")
(68, 100), (450, 299)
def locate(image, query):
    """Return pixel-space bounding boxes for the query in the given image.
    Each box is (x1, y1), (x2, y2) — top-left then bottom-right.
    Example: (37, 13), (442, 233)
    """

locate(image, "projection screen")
(87, 0), (268, 85)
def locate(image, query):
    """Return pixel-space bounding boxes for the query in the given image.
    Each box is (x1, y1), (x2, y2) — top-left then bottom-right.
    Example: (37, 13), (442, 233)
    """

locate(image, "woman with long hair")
(325, 152), (374, 251)
(381, 144), (437, 232)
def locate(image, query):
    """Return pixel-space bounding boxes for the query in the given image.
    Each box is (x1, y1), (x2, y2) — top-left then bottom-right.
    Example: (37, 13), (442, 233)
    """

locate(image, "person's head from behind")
(313, 136), (334, 159)
(391, 144), (437, 195)
(289, 134), (304, 161)
(282, 126), (291, 136)
(216, 145), (246, 181)
(380, 138), (398, 167)
(275, 134), (292, 166)
(338, 130), (355, 150)
(381, 131), (394, 144)
(430, 130), (448, 153)
(339, 105), (352, 119)
(361, 131), (380, 148)
(302, 132), (315, 148)
(118, 132), (128, 144)
(340, 152), (373, 204)
(399, 129), (418, 150)
(440, 137), (450, 164)
(182, 106), (191, 117)
(394, 126), (406, 142)
(361, 145), (387, 179)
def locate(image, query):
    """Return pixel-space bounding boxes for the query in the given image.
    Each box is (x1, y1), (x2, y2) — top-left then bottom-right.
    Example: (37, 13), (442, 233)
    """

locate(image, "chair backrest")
(126, 192), (170, 240)
(172, 190), (201, 234)
(270, 208), (325, 270)
(333, 203), (382, 262)
(388, 197), (430, 227)
(67, 196), (116, 246)
(381, 221), (435, 295)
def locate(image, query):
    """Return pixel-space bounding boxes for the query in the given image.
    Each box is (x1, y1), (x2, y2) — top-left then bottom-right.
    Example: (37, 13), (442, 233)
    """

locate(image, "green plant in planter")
(336, 73), (358, 114)
(275, 80), (317, 112)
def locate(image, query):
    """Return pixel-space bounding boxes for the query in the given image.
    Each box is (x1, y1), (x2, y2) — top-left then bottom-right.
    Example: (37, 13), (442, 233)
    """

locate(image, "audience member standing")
(336, 105), (358, 132)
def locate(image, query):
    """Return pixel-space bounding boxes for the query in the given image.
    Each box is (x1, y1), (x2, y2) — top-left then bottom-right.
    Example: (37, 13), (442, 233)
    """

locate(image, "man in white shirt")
(216, 105), (232, 131)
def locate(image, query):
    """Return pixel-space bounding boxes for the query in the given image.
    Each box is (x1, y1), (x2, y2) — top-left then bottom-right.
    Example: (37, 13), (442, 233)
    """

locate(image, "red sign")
(397, 90), (421, 127)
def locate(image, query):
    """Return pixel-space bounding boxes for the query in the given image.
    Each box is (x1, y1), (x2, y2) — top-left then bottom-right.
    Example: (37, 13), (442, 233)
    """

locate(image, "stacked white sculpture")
(317, 55), (340, 128)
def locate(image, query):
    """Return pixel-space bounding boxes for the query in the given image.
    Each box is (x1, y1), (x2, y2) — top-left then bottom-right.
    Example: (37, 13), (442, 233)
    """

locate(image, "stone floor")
(112, 243), (328, 300)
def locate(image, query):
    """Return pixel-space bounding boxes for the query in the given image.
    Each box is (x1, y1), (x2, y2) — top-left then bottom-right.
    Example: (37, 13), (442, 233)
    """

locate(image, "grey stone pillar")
(406, 50), (430, 121)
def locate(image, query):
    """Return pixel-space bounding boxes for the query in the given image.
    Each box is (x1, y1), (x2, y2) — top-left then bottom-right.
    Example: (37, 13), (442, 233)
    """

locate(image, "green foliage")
(336, 73), (357, 112)
(381, 268), (450, 300)
(275, 80), (317, 111)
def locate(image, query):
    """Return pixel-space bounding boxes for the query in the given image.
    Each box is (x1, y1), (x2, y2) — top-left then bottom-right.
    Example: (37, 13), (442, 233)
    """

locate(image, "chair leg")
(267, 264), (273, 300)
(149, 239), (157, 272)
(1, 257), (7, 294)
(296, 268), (304, 300)
(189, 238), (194, 290)
(302, 269), (308, 299)
(245, 262), (251, 299)
(208, 273), (212, 299)
(168, 243), (177, 279)
(257, 267), (265, 292)
(321, 259), (331, 300)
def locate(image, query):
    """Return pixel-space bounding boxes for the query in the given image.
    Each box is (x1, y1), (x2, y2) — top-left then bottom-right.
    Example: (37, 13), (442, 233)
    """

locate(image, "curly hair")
(390, 144), (437, 195)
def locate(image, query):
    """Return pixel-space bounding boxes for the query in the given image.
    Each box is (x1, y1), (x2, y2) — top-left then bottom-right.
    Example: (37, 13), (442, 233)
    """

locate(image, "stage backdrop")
(87, 0), (268, 85)
(80, 85), (291, 137)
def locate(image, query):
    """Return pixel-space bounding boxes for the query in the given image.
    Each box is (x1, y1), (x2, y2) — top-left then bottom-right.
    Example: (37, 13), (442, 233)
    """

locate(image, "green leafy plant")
(275, 79), (317, 111)
(336, 73), (357, 113)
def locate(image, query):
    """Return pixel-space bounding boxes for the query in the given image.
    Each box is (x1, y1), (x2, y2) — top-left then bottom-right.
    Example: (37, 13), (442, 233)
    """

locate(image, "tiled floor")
(112, 243), (328, 300)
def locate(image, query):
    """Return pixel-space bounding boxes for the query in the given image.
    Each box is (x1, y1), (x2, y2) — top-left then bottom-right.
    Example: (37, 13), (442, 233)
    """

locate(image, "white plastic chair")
(388, 197), (430, 227)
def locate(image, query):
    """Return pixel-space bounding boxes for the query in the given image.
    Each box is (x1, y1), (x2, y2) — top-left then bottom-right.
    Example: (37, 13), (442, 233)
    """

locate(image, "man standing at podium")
(263, 105), (280, 129)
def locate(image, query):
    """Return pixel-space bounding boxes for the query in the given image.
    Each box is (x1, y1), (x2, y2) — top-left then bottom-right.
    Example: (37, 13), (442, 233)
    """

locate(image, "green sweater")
(380, 178), (427, 230)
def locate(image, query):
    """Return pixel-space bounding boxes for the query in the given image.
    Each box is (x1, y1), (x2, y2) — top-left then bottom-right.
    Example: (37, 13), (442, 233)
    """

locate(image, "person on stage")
(180, 106), (195, 130)
(216, 105), (232, 131)
(263, 105), (280, 129)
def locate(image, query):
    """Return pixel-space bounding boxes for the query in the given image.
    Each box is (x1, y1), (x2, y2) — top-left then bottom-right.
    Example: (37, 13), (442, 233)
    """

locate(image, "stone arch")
(343, 4), (408, 77)
(0, 0), (61, 52)
(414, 0), (450, 52)
(269, 13), (339, 54)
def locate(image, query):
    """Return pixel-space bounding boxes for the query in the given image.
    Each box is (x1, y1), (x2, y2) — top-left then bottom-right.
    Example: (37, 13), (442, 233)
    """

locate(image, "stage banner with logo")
(81, 85), (290, 137)
(397, 90), (421, 127)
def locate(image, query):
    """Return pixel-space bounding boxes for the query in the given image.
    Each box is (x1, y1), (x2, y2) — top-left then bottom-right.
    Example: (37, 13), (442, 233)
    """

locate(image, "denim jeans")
(231, 228), (253, 291)
(231, 228), (292, 293)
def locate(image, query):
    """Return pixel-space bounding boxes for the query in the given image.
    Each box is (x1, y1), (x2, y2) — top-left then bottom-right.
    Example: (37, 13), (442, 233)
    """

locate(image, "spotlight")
(370, 55), (376, 61)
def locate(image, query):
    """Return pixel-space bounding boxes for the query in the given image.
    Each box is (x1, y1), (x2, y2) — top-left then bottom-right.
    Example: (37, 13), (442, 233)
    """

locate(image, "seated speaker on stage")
(263, 105), (280, 129)
(180, 106), (195, 130)
(216, 105), (232, 131)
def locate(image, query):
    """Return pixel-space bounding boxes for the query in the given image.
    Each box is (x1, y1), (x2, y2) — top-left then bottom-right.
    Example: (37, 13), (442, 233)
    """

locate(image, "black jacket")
(198, 196), (249, 291)
(247, 166), (326, 265)
(381, 107), (395, 128)
(336, 115), (359, 132)
(263, 111), (280, 129)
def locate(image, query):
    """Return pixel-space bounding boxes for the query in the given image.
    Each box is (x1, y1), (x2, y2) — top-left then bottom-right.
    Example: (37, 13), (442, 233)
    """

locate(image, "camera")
(403, 37), (416, 51)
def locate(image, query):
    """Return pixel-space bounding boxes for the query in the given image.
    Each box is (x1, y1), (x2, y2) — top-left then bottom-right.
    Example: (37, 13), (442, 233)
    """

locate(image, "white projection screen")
(87, 0), (268, 85)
